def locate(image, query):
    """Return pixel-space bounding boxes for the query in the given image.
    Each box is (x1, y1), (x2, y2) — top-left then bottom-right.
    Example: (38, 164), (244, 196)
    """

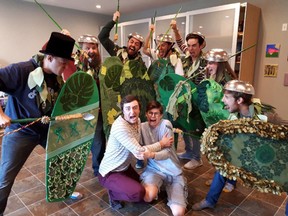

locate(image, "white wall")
(0, 0), (109, 66)
(121, 0), (288, 120)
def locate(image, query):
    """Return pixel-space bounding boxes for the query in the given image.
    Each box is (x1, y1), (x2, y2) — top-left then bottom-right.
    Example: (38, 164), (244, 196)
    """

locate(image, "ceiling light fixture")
(96, 5), (101, 9)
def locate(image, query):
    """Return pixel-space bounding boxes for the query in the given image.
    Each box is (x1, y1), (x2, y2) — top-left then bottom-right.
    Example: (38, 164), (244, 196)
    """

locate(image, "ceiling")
(23, 0), (191, 15)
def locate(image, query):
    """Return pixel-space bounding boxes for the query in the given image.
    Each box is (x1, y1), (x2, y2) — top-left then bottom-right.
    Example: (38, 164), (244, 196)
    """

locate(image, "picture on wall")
(264, 64), (278, 77)
(265, 44), (280, 57)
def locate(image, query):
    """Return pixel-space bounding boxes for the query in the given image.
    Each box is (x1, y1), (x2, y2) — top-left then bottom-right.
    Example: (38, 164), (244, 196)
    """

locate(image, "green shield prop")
(99, 57), (156, 136)
(45, 71), (99, 202)
(201, 118), (288, 195)
(197, 79), (230, 127)
(155, 72), (205, 136)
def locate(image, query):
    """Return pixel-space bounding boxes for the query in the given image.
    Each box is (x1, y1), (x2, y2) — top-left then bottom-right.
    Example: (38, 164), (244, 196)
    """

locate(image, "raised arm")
(98, 11), (120, 56)
(170, 20), (188, 54)
(142, 24), (155, 58)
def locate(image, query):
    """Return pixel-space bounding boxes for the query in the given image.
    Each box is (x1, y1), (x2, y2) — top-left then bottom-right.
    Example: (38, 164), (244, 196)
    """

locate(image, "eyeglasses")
(147, 111), (161, 117)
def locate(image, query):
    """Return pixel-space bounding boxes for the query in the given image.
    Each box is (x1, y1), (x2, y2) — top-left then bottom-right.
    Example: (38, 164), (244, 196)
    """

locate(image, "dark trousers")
(0, 129), (45, 214)
(98, 165), (145, 202)
(91, 113), (106, 176)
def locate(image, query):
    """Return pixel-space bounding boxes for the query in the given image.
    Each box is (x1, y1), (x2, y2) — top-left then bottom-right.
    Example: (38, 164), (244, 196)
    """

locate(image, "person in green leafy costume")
(58, 32), (106, 179)
(171, 20), (207, 85)
(197, 48), (237, 127)
(192, 80), (269, 211)
(75, 34), (106, 178)
(98, 11), (156, 143)
(143, 24), (184, 76)
(98, 10), (145, 64)
(170, 20), (207, 170)
(204, 48), (237, 86)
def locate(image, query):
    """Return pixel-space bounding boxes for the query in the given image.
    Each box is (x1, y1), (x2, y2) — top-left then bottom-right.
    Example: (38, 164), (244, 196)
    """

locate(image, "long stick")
(229, 43), (256, 59)
(10, 113), (95, 124)
(148, 10), (157, 48)
(114, 0), (120, 42)
(34, 0), (80, 50)
(156, 7), (182, 50)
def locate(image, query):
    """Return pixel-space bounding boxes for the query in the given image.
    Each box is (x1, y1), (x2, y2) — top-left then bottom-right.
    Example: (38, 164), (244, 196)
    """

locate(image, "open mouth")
(129, 47), (135, 52)
(130, 116), (137, 120)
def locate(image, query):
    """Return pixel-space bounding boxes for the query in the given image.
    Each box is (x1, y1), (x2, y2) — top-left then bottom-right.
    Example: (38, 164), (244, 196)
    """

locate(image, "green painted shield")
(202, 118), (288, 195)
(197, 79), (230, 127)
(45, 71), (99, 202)
(147, 59), (175, 82)
(100, 57), (156, 136)
(156, 73), (205, 135)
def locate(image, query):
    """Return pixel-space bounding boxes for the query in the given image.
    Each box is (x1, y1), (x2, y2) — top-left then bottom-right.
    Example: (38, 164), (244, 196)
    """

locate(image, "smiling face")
(81, 42), (99, 59)
(127, 38), (142, 56)
(122, 100), (140, 125)
(146, 108), (163, 128)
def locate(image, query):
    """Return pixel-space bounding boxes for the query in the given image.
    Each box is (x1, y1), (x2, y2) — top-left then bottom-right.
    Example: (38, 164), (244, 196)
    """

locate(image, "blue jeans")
(91, 113), (106, 176)
(183, 135), (201, 161)
(0, 128), (46, 214)
(286, 201), (288, 216)
(206, 171), (237, 205)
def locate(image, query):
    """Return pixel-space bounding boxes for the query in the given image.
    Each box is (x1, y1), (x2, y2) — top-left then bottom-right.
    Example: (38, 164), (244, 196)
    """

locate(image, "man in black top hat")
(0, 32), (75, 215)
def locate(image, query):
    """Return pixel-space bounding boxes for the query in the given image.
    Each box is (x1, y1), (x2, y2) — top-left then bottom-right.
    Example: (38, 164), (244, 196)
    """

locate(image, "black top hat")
(39, 32), (75, 60)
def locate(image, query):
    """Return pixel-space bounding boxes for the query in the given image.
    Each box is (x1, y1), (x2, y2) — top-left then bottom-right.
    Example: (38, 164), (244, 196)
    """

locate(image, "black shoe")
(109, 196), (123, 210)
(135, 160), (144, 169)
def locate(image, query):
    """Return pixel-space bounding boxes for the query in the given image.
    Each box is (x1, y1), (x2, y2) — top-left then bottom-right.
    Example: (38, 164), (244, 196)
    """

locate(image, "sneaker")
(183, 159), (203, 170)
(192, 199), (214, 211)
(223, 182), (235, 193)
(177, 151), (193, 160)
(70, 191), (83, 200)
(135, 160), (144, 169)
(109, 196), (123, 210)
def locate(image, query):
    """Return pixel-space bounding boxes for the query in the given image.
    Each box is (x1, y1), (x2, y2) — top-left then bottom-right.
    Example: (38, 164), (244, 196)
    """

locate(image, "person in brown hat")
(98, 10), (145, 64)
(0, 32), (75, 215)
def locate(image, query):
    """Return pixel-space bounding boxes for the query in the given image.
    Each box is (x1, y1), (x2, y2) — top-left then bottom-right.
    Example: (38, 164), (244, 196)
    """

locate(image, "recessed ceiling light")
(225, 15), (230, 18)
(181, 22), (185, 25)
(96, 5), (101, 9)
(199, 26), (203, 29)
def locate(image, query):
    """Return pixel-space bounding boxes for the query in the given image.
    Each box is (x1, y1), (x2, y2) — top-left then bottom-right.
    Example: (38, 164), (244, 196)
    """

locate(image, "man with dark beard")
(98, 11), (145, 64)
(75, 35), (106, 177)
